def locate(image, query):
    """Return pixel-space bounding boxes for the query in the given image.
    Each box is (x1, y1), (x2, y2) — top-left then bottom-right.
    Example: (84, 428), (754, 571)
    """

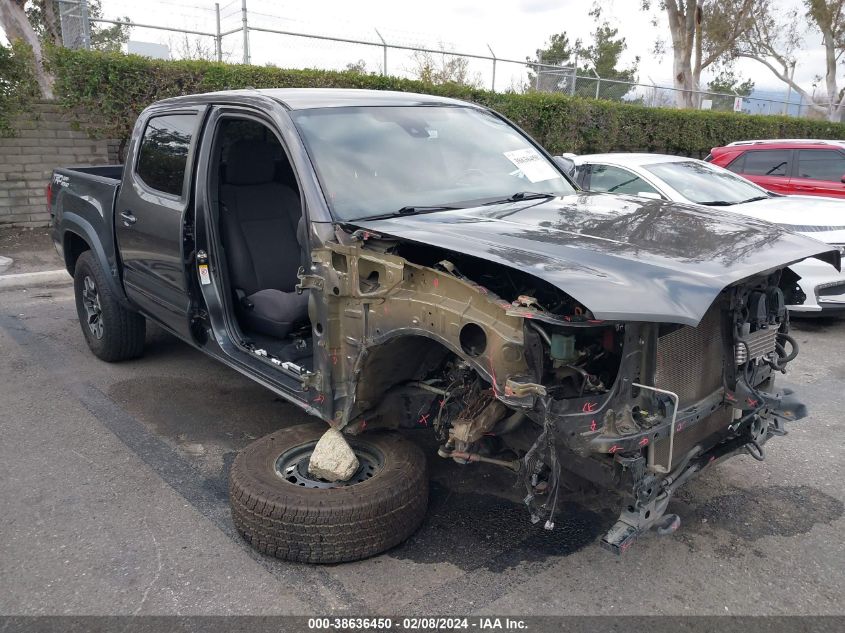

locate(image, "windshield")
(291, 105), (575, 220)
(644, 160), (770, 205)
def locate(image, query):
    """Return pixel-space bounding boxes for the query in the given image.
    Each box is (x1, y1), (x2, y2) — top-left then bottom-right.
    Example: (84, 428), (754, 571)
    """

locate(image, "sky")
(0, 0), (831, 102)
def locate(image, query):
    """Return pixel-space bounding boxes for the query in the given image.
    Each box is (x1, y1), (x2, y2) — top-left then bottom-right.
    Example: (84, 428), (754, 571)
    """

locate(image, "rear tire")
(230, 422), (428, 563)
(73, 251), (146, 362)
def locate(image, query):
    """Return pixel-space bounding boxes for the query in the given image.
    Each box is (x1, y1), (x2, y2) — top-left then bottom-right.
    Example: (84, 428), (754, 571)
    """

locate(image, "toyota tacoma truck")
(48, 89), (840, 562)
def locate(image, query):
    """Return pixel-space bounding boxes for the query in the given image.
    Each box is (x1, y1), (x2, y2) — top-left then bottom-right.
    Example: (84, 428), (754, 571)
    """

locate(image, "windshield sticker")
(503, 149), (561, 183)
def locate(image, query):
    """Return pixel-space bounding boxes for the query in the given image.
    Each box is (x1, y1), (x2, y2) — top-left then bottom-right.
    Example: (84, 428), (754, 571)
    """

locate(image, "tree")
(707, 69), (754, 96)
(735, 0), (845, 121)
(344, 59), (367, 74)
(641, 0), (758, 108)
(706, 68), (754, 111)
(527, 5), (639, 99)
(526, 33), (576, 92)
(0, 0), (52, 97)
(411, 47), (481, 87)
(577, 6), (640, 100)
(581, 24), (639, 82)
(0, 39), (40, 133)
(0, 0), (129, 98)
(172, 34), (216, 61)
(27, 0), (129, 52)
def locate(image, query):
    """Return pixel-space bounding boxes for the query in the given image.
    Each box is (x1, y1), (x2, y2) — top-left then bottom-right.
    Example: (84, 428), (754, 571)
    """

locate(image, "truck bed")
(51, 165), (124, 218)
(62, 165), (124, 181)
(49, 165), (125, 284)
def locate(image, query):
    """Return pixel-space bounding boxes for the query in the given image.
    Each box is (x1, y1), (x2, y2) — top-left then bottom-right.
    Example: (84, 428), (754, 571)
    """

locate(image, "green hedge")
(0, 42), (40, 136)
(47, 47), (845, 157)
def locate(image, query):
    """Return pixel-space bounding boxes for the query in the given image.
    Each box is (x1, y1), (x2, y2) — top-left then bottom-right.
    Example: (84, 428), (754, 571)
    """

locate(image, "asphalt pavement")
(0, 279), (843, 616)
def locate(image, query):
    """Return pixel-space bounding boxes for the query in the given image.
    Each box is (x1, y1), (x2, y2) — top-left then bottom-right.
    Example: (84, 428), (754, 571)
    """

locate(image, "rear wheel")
(230, 422), (428, 563)
(73, 251), (145, 362)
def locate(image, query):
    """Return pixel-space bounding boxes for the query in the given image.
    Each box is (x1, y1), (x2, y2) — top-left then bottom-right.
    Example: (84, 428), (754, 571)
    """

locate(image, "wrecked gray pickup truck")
(49, 88), (840, 562)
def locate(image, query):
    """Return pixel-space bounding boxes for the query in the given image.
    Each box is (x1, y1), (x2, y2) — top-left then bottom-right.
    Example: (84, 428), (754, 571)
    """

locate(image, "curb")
(0, 269), (71, 290)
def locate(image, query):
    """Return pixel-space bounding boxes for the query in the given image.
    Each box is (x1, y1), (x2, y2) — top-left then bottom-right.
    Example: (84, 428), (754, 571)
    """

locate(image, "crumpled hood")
(352, 191), (841, 326)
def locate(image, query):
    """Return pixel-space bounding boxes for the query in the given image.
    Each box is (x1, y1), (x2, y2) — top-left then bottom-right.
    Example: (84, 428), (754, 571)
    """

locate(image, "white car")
(560, 153), (845, 315)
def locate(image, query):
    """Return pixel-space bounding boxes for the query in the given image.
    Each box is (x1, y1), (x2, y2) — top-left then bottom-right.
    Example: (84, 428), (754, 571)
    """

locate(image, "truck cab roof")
(153, 88), (474, 111)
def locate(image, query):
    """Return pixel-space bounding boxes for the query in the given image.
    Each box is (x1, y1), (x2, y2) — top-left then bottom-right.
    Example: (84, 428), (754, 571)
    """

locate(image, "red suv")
(707, 139), (845, 198)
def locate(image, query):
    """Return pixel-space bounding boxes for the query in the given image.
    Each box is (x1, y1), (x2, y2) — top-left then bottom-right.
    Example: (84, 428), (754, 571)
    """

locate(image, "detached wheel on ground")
(230, 422), (429, 563)
(73, 251), (146, 362)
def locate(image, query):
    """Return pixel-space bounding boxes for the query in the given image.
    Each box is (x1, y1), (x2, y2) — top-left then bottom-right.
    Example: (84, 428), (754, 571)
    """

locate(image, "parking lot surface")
(1, 282), (843, 616)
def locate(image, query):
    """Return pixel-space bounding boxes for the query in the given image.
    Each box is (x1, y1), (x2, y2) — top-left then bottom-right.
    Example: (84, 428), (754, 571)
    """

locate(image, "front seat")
(219, 140), (309, 339)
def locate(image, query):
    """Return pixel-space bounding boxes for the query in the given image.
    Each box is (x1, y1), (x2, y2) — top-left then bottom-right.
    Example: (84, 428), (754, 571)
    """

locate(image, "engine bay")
(299, 227), (818, 555)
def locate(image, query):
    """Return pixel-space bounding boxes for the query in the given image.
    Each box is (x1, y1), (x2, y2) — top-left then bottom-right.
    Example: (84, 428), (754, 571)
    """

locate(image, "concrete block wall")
(0, 102), (119, 228)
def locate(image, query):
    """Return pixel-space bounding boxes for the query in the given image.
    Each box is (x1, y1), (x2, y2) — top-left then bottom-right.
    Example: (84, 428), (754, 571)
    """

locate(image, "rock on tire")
(229, 422), (429, 563)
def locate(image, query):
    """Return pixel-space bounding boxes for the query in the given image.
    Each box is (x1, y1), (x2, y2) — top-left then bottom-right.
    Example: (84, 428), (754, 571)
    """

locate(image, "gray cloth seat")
(219, 140), (308, 339)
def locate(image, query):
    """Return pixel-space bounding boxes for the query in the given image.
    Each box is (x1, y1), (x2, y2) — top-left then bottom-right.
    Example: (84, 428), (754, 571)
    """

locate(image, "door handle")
(120, 210), (137, 226)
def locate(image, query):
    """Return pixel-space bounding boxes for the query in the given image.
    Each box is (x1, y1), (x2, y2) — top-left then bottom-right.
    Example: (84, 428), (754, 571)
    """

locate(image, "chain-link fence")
(67, 0), (832, 120)
(57, 0), (92, 49)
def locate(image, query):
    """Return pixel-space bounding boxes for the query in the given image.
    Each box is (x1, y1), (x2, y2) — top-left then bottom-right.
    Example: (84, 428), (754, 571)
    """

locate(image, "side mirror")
(554, 155), (576, 178)
(840, 174), (845, 183)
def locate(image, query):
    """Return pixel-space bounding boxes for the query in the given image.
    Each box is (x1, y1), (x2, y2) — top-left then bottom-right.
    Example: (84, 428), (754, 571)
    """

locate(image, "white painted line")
(0, 269), (71, 290)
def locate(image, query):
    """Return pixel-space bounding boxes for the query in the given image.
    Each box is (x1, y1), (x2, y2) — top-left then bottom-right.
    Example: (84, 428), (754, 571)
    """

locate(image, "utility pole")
(648, 76), (657, 107)
(535, 53), (542, 91)
(375, 29), (387, 76)
(79, 0), (92, 49)
(783, 61), (796, 116)
(241, 0), (250, 64)
(215, 2), (222, 62)
(487, 44), (496, 92)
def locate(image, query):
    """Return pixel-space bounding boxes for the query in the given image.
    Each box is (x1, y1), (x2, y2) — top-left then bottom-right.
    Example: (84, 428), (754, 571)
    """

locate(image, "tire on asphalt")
(230, 422), (429, 563)
(73, 250), (146, 362)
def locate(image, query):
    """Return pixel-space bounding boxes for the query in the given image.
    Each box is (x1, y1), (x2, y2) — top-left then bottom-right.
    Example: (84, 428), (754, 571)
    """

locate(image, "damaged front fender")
(304, 241), (540, 429)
